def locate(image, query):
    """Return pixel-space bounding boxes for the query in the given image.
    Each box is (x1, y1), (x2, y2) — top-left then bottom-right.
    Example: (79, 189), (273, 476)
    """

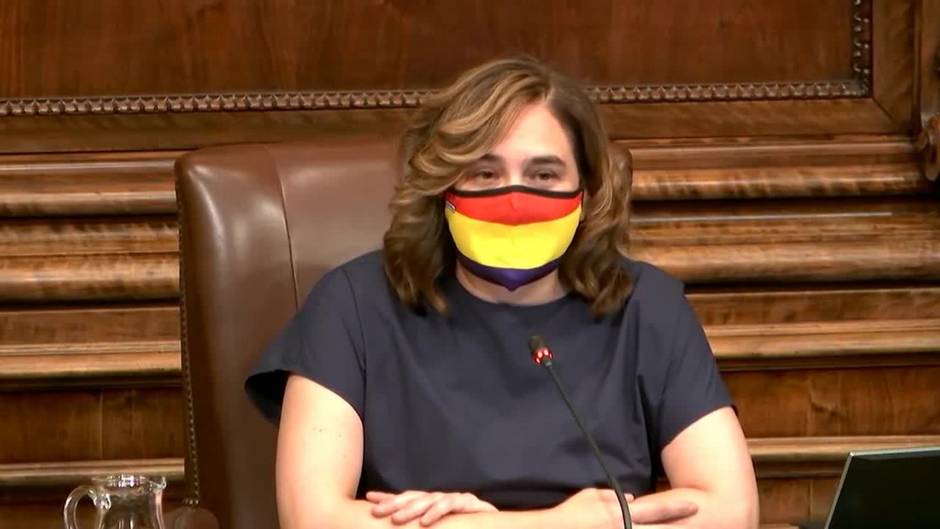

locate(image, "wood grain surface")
(0, 0), (937, 526)
(0, 0), (856, 97)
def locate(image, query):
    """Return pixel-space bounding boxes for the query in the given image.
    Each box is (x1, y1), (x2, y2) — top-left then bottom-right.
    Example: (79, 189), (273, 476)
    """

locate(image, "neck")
(455, 262), (569, 305)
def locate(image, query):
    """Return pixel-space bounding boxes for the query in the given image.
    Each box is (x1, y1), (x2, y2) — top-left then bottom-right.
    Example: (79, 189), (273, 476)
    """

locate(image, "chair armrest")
(165, 506), (220, 529)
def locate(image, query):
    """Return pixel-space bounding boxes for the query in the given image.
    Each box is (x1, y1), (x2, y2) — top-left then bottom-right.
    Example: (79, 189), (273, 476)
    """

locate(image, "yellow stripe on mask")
(445, 205), (581, 269)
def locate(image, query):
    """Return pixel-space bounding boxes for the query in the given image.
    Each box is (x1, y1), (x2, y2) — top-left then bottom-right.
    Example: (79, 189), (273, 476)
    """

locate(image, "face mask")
(444, 185), (583, 291)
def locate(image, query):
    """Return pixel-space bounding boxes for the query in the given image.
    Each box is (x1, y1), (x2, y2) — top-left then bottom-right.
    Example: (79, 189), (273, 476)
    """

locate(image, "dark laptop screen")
(827, 447), (940, 529)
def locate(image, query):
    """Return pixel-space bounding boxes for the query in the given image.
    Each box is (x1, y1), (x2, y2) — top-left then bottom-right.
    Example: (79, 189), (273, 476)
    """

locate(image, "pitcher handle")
(63, 484), (95, 529)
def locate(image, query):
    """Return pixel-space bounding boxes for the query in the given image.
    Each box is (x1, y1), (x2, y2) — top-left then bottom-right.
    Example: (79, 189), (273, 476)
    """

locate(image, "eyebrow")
(475, 153), (567, 167)
(527, 155), (566, 166)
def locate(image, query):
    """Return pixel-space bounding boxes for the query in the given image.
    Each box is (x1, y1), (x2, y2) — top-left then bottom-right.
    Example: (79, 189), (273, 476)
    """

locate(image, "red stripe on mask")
(444, 190), (582, 225)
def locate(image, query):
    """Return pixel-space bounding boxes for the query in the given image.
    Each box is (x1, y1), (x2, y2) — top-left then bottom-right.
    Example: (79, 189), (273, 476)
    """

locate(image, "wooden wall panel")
(757, 478), (839, 525)
(728, 367), (940, 437)
(0, 392), (101, 463)
(100, 389), (186, 460)
(0, 152), (177, 216)
(0, 0), (857, 97)
(0, 389), (184, 463)
(689, 285), (940, 325)
(2, 0), (920, 152)
(0, 138), (927, 219)
(0, 101), (909, 153)
(0, 305), (179, 347)
(0, 0), (937, 526)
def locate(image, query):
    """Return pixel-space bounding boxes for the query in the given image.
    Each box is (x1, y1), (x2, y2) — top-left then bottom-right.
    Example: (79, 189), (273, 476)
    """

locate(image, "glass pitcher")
(64, 474), (167, 529)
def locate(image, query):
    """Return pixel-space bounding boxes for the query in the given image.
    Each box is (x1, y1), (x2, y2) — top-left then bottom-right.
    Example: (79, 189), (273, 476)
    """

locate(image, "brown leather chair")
(174, 137), (399, 529)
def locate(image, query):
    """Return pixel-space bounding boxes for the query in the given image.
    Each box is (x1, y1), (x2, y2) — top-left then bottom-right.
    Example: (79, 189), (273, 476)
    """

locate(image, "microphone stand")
(530, 335), (632, 529)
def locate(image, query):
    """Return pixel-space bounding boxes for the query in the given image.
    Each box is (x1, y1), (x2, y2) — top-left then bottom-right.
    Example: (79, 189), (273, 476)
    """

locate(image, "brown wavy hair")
(383, 56), (633, 316)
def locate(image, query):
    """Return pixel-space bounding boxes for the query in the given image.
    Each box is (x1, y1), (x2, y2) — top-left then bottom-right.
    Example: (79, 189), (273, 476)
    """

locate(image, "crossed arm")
(276, 374), (758, 529)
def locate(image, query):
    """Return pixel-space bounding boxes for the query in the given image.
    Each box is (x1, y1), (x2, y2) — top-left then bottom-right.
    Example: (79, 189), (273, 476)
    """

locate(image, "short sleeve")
(654, 296), (734, 448)
(244, 267), (366, 423)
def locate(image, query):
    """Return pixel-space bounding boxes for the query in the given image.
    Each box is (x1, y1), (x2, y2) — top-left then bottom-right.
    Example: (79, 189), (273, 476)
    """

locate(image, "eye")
(533, 170), (558, 181)
(472, 168), (497, 180)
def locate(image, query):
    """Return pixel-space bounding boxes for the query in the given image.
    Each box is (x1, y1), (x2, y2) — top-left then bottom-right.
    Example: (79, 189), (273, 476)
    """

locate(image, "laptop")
(821, 445), (940, 529)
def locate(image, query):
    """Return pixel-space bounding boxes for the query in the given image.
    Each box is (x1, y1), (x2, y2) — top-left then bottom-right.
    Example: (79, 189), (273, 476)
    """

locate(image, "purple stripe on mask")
(456, 252), (562, 291)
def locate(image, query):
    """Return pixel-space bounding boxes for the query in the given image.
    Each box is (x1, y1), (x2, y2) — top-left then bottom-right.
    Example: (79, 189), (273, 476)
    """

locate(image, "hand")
(550, 488), (635, 529)
(552, 488), (697, 529)
(366, 490), (498, 526)
(628, 493), (699, 526)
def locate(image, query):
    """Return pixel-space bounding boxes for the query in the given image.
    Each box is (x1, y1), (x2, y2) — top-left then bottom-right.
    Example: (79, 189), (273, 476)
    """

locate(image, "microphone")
(529, 335), (632, 529)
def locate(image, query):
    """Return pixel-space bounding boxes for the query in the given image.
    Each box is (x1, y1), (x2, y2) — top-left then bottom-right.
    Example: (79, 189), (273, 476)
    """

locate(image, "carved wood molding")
(851, 0), (873, 89)
(0, 346), (181, 390)
(636, 239), (940, 284)
(0, 81), (873, 117)
(0, 458), (184, 489)
(2, 137), (925, 219)
(711, 318), (940, 371)
(0, 253), (179, 302)
(916, 114), (940, 181)
(750, 435), (940, 478)
(3, 213), (939, 303)
(0, 2), (874, 117)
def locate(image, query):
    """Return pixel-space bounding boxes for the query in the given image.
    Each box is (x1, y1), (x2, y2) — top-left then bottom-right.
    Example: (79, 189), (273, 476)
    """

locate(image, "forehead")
(487, 103), (575, 161)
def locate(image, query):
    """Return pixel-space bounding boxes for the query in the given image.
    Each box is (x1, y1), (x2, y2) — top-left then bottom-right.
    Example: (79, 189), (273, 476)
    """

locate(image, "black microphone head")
(528, 335), (547, 353)
(528, 335), (553, 365)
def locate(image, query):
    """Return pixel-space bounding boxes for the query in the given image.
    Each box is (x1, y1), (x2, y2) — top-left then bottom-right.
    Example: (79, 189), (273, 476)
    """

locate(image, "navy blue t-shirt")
(245, 251), (732, 510)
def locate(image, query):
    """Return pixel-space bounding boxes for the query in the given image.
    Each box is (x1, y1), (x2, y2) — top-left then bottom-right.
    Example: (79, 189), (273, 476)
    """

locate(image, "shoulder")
(332, 249), (388, 288)
(622, 257), (688, 320)
(302, 250), (395, 313)
(618, 258), (704, 350)
(308, 250), (386, 291)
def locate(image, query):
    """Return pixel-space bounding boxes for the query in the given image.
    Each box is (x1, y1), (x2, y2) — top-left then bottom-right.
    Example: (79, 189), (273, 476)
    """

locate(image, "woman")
(246, 57), (758, 529)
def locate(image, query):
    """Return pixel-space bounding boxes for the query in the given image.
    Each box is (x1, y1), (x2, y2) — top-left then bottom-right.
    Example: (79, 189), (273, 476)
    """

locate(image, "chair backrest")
(175, 137), (399, 529)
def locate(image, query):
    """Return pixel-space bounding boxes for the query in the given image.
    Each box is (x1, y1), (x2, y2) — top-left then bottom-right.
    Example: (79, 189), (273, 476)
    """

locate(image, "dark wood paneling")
(0, 391), (101, 463)
(758, 478), (812, 525)
(0, 1), (935, 526)
(0, 389), (184, 463)
(0, 304), (181, 389)
(0, 151), (179, 218)
(1, 0), (919, 151)
(727, 366), (940, 437)
(0, 152), (177, 216)
(2, 139), (929, 220)
(0, 110), (415, 154)
(3, 195), (938, 302)
(711, 320), (940, 371)
(628, 138), (929, 200)
(0, 304), (179, 346)
(749, 435), (940, 478)
(637, 242), (940, 284)
(917, 1), (940, 121)
(0, 100), (910, 153)
(871, 0), (916, 127)
(688, 285), (940, 325)
(0, 351), (180, 390)
(757, 478), (839, 525)
(633, 198), (940, 246)
(0, 254), (178, 301)
(0, 0), (856, 97)
(101, 390), (186, 460)
(0, 217), (177, 256)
